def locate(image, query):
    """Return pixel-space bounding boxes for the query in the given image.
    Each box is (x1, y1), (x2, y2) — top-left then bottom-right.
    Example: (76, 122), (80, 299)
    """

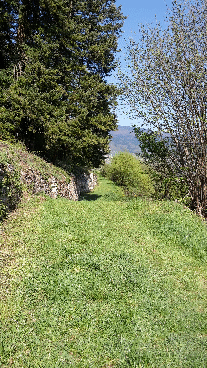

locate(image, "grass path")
(0, 176), (207, 367)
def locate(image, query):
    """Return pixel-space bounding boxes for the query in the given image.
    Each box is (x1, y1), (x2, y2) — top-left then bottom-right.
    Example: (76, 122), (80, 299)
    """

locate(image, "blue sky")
(113, 0), (172, 126)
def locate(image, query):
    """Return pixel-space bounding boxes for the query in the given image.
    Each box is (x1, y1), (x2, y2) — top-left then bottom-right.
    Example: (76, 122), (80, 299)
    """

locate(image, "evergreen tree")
(0, 0), (14, 69)
(0, 0), (125, 168)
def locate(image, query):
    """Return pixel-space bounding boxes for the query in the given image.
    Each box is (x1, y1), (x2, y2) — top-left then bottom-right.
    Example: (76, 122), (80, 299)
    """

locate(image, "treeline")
(0, 0), (125, 169)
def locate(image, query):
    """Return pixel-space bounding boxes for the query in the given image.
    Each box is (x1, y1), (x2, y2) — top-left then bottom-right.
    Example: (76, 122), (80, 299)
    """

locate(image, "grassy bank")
(0, 176), (207, 367)
(0, 140), (71, 220)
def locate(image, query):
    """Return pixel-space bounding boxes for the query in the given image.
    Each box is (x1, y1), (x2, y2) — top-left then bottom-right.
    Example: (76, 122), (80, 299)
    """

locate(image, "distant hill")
(109, 125), (141, 155)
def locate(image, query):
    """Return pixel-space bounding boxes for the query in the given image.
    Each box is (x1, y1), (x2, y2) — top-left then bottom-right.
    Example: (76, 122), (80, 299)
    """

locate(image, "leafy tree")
(134, 127), (189, 201)
(0, 0), (125, 169)
(120, 0), (207, 216)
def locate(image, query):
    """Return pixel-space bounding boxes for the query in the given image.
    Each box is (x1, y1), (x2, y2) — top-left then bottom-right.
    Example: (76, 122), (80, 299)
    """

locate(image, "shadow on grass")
(79, 193), (102, 201)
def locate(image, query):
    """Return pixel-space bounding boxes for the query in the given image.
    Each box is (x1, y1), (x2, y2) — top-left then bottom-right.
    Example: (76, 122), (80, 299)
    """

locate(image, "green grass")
(0, 176), (207, 367)
(0, 140), (71, 182)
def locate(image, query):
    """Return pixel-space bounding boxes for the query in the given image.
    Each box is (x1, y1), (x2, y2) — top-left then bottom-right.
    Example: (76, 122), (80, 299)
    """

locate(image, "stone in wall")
(20, 168), (95, 201)
(76, 171), (98, 195)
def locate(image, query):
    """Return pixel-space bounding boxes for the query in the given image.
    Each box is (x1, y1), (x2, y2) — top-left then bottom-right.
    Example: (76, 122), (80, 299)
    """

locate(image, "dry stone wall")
(76, 172), (98, 194)
(0, 141), (98, 219)
(0, 164), (97, 219)
(20, 168), (80, 200)
(20, 168), (97, 200)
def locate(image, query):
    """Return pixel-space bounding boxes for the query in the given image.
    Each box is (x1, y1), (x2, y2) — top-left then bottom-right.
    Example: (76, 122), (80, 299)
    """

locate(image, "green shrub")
(133, 127), (190, 203)
(102, 152), (155, 197)
(0, 151), (23, 220)
(151, 170), (190, 204)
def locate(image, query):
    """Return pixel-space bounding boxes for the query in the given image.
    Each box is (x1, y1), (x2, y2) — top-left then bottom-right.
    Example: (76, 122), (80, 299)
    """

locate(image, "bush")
(0, 162), (23, 220)
(102, 152), (155, 197)
(151, 171), (190, 204)
(133, 127), (190, 203)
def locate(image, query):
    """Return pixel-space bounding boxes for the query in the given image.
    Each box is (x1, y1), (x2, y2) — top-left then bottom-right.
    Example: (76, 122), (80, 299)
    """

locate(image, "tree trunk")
(190, 175), (207, 217)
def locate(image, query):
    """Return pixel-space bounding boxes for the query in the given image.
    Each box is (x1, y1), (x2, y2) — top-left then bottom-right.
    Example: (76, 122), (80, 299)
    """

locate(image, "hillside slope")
(0, 176), (206, 367)
(109, 125), (141, 155)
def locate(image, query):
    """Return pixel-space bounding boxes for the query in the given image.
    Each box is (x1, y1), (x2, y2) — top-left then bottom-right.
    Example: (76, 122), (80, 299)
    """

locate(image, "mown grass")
(0, 176), (207, 367)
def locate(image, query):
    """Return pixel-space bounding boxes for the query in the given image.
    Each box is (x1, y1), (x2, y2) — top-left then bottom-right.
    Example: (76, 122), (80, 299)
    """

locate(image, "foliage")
(0, 0), (125, 168)
(102, 151), (155, 197)
(120, 0), (207, 216)
(1, 176), (207, 366)
(134, 127), (190, 202)
(0, 151), (23, 220)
